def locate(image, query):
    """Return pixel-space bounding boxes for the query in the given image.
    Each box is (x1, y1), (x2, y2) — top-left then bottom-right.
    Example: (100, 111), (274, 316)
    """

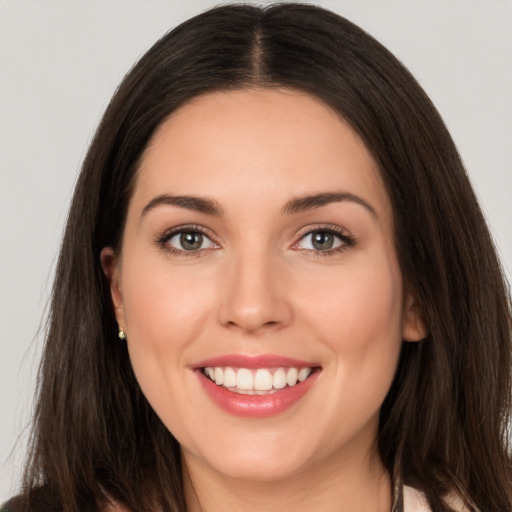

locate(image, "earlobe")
(402, 293), (427, 342)
(100, 247), (125, 328)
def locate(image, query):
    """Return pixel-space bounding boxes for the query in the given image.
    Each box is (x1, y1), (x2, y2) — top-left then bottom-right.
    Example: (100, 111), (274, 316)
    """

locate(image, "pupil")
(180, 232), (202, 250)
(312, 232), (333, 250)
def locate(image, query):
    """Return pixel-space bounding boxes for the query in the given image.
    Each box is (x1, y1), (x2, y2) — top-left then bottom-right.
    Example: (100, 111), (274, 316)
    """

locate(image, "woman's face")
(103, 88), (422, 484)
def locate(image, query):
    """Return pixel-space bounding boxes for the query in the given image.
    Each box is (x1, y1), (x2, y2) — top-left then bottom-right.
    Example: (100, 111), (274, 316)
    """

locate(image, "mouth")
(195, 355), (321, 418)
(201, 366), (315, 395)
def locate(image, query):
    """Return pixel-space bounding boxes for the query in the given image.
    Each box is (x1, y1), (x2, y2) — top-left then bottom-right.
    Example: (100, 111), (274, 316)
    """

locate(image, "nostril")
(217, 271), (293, 332)
(225, 318), (283, 333)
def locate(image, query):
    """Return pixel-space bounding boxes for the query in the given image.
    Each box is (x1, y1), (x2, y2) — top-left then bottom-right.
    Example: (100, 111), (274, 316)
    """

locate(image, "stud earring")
(118, 327), (127, 340)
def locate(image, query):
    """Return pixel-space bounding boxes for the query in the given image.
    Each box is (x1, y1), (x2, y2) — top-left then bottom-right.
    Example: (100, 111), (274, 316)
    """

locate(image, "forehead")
(132, 87), (392, 227)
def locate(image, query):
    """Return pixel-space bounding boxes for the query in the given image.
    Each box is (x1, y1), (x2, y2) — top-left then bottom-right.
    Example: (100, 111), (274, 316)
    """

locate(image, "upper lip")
(194, 353), (320, 369)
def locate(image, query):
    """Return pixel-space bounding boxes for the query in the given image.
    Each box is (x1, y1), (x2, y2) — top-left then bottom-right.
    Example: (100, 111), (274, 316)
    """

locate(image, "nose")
(217, 249), (293, 334)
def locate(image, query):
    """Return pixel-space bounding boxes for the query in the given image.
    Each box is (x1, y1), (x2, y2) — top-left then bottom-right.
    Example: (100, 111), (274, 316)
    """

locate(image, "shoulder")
(0, 494), (63, 512)
(1, 489), (126, 512)
(1, 486), (65, 512)
(1, 485), (64, 512)
(1, 496), (24, 512)
(404, 485), (471, 512)
(1, 496), (23, 512)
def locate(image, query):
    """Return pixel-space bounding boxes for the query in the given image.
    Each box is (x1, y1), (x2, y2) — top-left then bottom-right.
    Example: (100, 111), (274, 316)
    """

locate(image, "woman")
(3, 3), (511, 512)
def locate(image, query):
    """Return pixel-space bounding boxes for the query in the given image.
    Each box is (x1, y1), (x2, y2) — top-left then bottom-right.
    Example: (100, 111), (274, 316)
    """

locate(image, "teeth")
(203, 366), (314, 393)
(223, 367), (237, 387)
(286, 367), (298, 386)
(298, 368), (311, 382)
(272, 368), (287, 389)
(237, 368), (253, 390)
(214, 367), (223, 385)
(254, 369), (273, 390)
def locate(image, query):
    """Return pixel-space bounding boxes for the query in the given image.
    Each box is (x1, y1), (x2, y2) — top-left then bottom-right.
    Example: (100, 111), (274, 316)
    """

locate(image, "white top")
(404, 485), (470, 512)
(104, 485), (467, 511)
(404, 486), (431, 511)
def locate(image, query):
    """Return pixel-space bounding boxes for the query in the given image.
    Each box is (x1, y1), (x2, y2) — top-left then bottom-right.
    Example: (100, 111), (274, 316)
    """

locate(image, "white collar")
(403, 485), (470, 512)
(403, 486), (431, 512)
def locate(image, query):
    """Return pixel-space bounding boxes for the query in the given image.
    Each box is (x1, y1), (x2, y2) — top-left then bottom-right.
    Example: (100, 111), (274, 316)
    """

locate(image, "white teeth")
(254, 369), (273, 390)
(298, 368), (312, 382)
(203, 366), (314, 393)
(236, 368), (254, 390)
(286, 367), (298, 386)
(214, 367), (224, 385)
(223, 367), (237, 387)
(272, 368), (287, 389)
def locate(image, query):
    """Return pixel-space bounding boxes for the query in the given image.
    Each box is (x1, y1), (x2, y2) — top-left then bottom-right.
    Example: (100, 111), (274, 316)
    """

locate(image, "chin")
(182, 429), (317, 484)
(207, 452), (308, 483)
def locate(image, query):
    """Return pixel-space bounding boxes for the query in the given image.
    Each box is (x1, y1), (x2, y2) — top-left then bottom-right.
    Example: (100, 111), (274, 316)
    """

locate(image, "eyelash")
(156, 224), (356, 257)
(156, 224), (217, 258)
(293, 225), (356, 257)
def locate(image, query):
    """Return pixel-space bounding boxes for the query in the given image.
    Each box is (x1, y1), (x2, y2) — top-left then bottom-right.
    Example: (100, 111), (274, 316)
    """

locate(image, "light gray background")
(1, 0), (511, 501)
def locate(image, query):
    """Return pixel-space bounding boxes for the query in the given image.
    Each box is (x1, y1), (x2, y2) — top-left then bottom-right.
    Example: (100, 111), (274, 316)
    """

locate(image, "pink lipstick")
(194, 354), (320, 418)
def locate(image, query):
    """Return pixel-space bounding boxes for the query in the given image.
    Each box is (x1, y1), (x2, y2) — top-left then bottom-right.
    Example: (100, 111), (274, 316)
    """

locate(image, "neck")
(183, 445), (392, 512)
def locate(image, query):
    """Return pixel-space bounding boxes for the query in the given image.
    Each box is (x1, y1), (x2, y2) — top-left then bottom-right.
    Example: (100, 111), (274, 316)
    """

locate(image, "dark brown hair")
(13, 3), (512, 512)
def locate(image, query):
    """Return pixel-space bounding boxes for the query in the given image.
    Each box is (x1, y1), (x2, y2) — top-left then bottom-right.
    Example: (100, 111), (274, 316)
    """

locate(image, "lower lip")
(197, 370), (319, 418)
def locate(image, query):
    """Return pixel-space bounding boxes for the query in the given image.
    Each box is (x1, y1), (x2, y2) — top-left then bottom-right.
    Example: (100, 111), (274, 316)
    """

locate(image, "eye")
(294, 228), (354, 254)
(159, 227), (217, 254)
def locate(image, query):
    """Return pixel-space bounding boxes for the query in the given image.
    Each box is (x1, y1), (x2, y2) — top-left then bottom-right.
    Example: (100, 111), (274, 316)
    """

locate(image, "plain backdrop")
(1, 0), (511, 501)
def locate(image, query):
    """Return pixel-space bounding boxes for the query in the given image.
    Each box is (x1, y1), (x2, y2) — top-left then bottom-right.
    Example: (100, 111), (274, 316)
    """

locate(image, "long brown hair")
(15, 4), (512, 511)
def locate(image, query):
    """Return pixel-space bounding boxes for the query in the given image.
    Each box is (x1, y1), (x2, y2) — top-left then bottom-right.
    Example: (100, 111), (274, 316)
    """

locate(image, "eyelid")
(156, 224), (220, 255)
(155, 223), (355, 257)
(291, 224), (356, 253)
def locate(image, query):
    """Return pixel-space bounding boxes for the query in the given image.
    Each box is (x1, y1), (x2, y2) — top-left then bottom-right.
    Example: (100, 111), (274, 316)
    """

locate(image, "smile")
(202, 366), (313, 395)
(195, 355), (320, 418)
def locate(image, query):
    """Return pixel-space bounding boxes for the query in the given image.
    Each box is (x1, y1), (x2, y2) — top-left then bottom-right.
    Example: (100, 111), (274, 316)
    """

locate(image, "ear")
(100, 247), (126, 330)
(402, 292), (427, 342)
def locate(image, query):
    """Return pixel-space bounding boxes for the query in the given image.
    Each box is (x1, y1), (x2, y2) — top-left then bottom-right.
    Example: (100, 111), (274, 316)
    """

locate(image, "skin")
(102, 88), (425, 512)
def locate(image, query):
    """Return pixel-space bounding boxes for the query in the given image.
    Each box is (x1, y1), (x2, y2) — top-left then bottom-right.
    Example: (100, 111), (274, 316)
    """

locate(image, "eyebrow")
(141, 191), (377, 219)
(282, 192), (377, 218)
(141, 194), (223, 217)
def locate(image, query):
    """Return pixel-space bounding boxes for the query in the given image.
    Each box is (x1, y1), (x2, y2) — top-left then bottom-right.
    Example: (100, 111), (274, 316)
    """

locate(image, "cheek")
(118, 250), (218, 403)
(121, 254), (215, 345)
(297, 249), (403, 406)
(306, 240), (403, 342)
